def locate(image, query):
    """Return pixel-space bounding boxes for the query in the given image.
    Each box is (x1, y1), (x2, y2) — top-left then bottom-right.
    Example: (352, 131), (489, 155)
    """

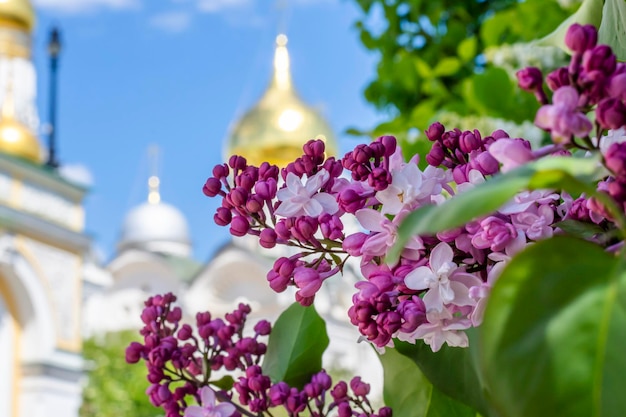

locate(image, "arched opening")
(0, 277), (20, 417)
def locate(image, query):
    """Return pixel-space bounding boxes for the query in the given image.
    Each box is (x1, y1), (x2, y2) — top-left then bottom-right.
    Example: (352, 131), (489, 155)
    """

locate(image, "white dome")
(118, 202), (191, 257)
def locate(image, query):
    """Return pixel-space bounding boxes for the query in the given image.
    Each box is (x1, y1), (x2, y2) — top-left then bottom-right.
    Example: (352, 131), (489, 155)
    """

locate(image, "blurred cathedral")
(0, 2), (381, 417)
(82, 30), (381, 395)
(0, 1), (94, 416)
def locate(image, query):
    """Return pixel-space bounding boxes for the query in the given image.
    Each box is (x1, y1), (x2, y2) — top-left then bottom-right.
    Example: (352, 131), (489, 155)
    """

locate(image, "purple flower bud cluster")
(128, 294), (390, 417)
(235, 368), (392, 417)
(424, 123), (500, 183)
(518, 24), (626, 143)
(126, 293), (271, 417)
(342, 136), (397, 191)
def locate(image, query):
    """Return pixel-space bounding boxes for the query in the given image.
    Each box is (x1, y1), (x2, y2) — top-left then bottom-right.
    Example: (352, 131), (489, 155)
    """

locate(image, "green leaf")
(388, 155), (602, 263)
(457, 36), (477, 63)
(210, 375), (235, 391)
(433, 57), (462, 77)
(478, 236), (626, 417)
(598, 0), (626, 61)
(537, 0), (604, 52)
(554, 219), (605, 239)
(262, 303), (329, 388)
(394, 339), (490, 416)
(380, 347), (478, 417)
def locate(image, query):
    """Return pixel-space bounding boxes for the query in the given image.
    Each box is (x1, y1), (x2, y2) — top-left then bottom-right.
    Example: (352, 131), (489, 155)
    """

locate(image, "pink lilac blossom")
(202, 24), (626, 353)
(184, 387), (236, 417)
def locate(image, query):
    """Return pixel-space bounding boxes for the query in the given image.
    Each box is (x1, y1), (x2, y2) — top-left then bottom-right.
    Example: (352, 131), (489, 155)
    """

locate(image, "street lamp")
(46, 27), (61, 168)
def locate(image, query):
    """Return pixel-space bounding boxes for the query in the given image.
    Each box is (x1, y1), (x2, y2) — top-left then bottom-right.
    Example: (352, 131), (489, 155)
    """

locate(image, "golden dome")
(226, 34), (338, 167)
(0, 117), (41, 162)
(0, 0), (35, 31)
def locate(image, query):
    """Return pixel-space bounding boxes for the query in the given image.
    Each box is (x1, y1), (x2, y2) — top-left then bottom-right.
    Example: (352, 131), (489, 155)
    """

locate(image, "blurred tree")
(351, 0), (577, 155)
(80, 331), (160, 417)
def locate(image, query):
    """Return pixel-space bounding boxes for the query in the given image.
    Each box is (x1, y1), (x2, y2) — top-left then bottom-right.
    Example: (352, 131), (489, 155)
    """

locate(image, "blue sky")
(30, 0), (384, 262)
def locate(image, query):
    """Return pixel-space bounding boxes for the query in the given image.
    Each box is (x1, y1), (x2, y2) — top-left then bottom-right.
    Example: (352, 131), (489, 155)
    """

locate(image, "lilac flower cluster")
(234, 368), (391, 417)
(126, 294), (387, 417)
(203, 24), (626, 352)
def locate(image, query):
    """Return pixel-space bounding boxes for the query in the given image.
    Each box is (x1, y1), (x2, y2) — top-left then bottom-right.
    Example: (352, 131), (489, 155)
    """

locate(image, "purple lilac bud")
(255, 179), (277, 200)
(294, 267), (323, 298)
(319, 213), (344, 240)
(304, 139), (326, 159)
(214, 207), (232, 226)
(425, 122), (445, 142)
(338, 188), (366, 214)
(267, 270), (290, 293)
(196, 311), (212, 326)
(259, 162), (279, 181)
(269, 382), (290, 406)
(608, 180), (626, 203)
(471, 151), (500, 175)
(259, 229), (278, 249)
(292, 217), (319, 243)
(230, 216), (250, 237)
(426, 141), (445, 166)
(212, 163), (229, 178)
(608, 73), (626, 101)
(565, 23), (598, 54)
(596, 98), (626, 130)
(254, 320), (271, 336)
(337, 402), (352, 417)
(125, 342), (144, 363)
(516, 67), (543, 91)
(331, 381), (349, 402)
(380, 135), (397, 156)
(368, 167), (392, 191)
(397, 297), (426, 333)
(229, 155), (247, 171)
(546, 67), (570, 91)
(583, 45), (616, 75)
(203, 177), (222, 197)
(567, 197), (591, 221)
(605, 142), (626, 178)
(342, 233), (367, 256)
(459, 131), (481, 153)
(350, 377), (371, 397)
(177, 324), (193, 340)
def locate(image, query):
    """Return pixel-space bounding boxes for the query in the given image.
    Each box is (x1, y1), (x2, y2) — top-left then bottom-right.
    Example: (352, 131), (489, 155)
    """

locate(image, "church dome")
(225, 34), (338, 167)
(0, 0), (35, 31)
(118, 201), (191, 257)
(0, 116), (41, 162)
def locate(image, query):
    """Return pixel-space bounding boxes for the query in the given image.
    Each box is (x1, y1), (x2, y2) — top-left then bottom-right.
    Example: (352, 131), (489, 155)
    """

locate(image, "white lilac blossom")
(275, 170), (338, 217)
(184, 387), (236, 417)
(404, 242), (481, 312)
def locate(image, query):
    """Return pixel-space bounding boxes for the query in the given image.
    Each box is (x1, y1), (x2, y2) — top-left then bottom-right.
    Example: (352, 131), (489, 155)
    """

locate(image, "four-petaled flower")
(184, 387), (236, 417)
(404, 242), (480, 312)
(535, 86), (592, 142)
(275, 169), (339, 217)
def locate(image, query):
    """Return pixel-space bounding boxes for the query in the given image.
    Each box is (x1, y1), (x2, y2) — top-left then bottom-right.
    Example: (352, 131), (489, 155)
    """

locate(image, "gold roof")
(0, 117), (41, 162)
(226, 34), (338, 167)
(0, 79), (41, 163)
(0, 0), (35, 31)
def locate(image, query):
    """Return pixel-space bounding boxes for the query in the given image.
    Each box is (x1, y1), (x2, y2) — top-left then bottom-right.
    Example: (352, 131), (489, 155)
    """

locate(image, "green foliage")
(478, 236), (626, 417)
(379, 347), (478, 417)
(80, 331), (159, 417)
(351, 0), (571, 146)
(262, 302), (329, 389)
(393, 339), (488, 416)
(598, 0), (626, 60)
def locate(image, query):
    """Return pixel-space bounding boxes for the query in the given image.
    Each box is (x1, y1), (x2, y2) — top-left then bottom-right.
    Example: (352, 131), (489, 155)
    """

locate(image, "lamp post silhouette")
(46, 27), (61, 168)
